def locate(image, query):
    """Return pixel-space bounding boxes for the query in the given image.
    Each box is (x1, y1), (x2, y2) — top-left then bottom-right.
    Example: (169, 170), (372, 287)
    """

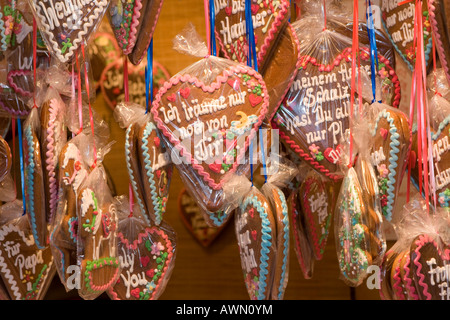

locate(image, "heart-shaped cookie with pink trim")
(381, 0), (433, 71)
(235, 187), (276, 300)
(178, 188), (228, 247)
(409, 234), (450, 300)
(151, 57), (269, 195)
(272, 44), (400, 181)
(214, 0), (290, 72)
(29, 0), (109, 63)
(108, 216), (176, 300)
(0, 216), (55, 300)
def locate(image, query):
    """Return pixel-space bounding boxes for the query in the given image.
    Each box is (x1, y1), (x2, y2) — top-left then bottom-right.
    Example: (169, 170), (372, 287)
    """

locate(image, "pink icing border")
(86, 258), (121, 293)
(7, 70), (33, 97)
(272, 47), (401, 181)
(214, 0), (290, 70)
(124, 0), (144, 55)
(412, 234), (450, 300)
(403, 252), (419, 300)
(391, 252), (406, 300)
(108, 226), (174, 300)
(427, 0), (450, 86)
(151, 63), (269, 191)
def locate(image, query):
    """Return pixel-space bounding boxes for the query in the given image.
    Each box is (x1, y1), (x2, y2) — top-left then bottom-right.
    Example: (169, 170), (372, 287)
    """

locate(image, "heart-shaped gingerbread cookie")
(108, 216), (176, 300)
(410, 234), (450, 300)
(29, 0), (109, 63)
(299, 170), (333, 261)
(272, 43), (400, 181)
(151, 57), (269, 193)
(381, 0), (433, 71)
(370, 106), (411, 221)
(214, 0), (290, 72)
(178, 188), (228, 247)
(0, 216), (55, 300)
(235, 187), (276, 300)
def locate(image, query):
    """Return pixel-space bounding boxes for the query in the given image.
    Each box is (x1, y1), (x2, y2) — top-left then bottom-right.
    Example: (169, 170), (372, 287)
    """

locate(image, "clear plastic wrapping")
(151, 44), (270, 219)
(76, 164), (120, 300)
(0, 206), (55, 300)
(107, 0), (163, 65)
(115, 102), (174, 226)
(27, 0), (109, 64)
(0, 134), (11, 183)
(272, 14), (400, 183)
(379, 196), (450, 300)
(107, 195), (177, 300)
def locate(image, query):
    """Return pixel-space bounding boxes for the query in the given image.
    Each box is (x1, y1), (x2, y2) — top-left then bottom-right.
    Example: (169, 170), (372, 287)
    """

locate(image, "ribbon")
(259, 129), (268, 184)
(145, 40), (153, 114)
(245, 0), (258, 72)
(123, 56), (129, 103)
(209, 0), (216, 56)
(204, 0), (211, 55)
(17, 118), (26, 215)
(32, 18), (37, 109)
(11, 117), (16, 194)
(365, 0), (380, 103)
(75, 54), (83, 135)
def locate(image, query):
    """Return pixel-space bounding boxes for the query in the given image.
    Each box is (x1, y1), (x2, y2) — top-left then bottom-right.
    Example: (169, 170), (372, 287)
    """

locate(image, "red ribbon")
(32, 19), (37, 109)
(123, 56), (129, 102)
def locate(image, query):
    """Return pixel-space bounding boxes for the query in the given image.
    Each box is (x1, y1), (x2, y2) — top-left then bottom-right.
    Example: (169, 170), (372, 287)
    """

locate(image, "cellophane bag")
(27, 0), (109, 64)
(0, 200), (55, 300)
(107, 195), (177, 300)
(271, 10), (400, 183)
(76, 163), (120, 300)
(151, 24), (270, 225)
(380, 196), (450, 300)
(260, 158), (298, 300)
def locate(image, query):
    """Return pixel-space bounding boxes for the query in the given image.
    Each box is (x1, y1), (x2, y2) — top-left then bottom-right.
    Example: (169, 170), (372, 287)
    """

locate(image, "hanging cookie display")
(28, 0), (110, 63)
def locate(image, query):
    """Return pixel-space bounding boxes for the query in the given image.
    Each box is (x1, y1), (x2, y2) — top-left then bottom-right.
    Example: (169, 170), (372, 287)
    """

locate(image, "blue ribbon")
(259, 129), (268, 183)
(365, 0), (381, 103)
(17, 118), (26, 216)
(145, 39), (153, 114)
(209, 0), (217, 56)
(245, 0), (258, 72)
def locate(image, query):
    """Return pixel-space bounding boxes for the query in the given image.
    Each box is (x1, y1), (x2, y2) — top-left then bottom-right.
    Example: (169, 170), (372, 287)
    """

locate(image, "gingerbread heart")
(108, 216), (176, 300)
(40, 96), (67, 224)
(410, 234), (450, 300)
(29, 0), (109, 63)
(288, 189), (314, 279)
(137, 119), (173, 225)
(108, 0), (164, 65)
(77, 185), (120, 298)
(23, 112), (47, 249)
(0, 216), (55, 300)
(100, 59), (170, 109)
(0, 134), (11, 183)
(335, 168), (373, 286)
(235, 187), (276, 300)
(299, 170), (333, 261)
(151, 57), (269, 193)
(411, 115), (450, 209)
(381, 0), (433, 71)
(370, 107), (411, 221)
(214, 0), (290, 71)
(178, 188), (228, 247)
(273, 44), (400, 181)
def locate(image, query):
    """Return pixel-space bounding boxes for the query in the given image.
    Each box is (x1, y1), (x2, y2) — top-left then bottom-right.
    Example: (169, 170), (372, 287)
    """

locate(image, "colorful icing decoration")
(178, 188), (229, 247)
(370, 107), (411, 221)
(77, 187), (120, 298)
(335, 168), (372, 286)
(273, 43), (401, 182)
(214, 0), (290, 71)
(151, 58), (269, 194)
(235, 188), (276, 300)
(0, 217), (55, 300)
(23, 121), (47, 249)
(381, 0), (432, 71)
(410, 234), (450, 300)
(29, 0), (109, 63)
(138, 119), (173, 226)
(108, 217), (176, 300)
(299, 170), (332, 261)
